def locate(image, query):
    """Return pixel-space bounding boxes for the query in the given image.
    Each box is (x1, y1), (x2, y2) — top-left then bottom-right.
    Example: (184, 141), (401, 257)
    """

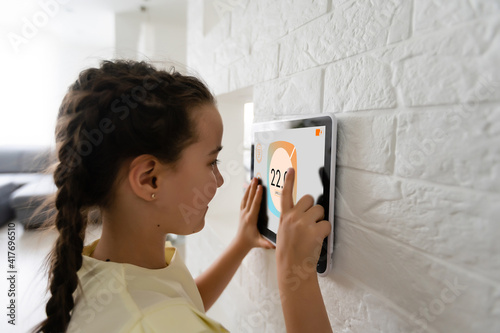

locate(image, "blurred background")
(0, 0), (187, 148)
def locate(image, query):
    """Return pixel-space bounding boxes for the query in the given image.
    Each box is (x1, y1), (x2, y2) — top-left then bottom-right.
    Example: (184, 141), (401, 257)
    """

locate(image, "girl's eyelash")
(211, 159), (220, 166)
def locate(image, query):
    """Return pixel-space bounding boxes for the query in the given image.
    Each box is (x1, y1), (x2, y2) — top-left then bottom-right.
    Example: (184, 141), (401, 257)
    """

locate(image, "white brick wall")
(185, 0), (500, 332)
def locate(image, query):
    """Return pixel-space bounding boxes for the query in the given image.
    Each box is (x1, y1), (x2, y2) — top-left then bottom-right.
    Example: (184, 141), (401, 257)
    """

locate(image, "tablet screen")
(252, 126), (326, 235)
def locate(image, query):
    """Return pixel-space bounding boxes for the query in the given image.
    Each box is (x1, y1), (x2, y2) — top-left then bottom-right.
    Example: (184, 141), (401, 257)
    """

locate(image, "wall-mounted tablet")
(251, 114), (337, 276)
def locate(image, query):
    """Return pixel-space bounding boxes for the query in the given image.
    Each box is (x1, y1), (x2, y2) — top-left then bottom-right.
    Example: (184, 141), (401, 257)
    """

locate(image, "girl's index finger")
(281, 168), (295, 214)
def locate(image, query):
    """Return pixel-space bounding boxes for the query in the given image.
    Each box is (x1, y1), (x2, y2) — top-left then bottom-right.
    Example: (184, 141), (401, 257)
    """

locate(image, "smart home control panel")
(251, 114), (337, 276)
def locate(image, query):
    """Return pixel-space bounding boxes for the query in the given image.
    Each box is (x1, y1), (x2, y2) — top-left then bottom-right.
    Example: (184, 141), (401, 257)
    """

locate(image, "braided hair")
(32, 60), (214, 333)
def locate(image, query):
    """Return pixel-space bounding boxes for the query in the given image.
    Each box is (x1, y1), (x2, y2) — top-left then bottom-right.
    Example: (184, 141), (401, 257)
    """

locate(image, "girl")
(33, 60), (332, 333)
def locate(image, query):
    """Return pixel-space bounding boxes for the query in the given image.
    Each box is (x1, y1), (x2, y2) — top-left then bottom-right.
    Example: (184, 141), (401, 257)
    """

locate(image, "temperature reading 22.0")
(270, 168), (287, 188)
(267, 141), (297, 217)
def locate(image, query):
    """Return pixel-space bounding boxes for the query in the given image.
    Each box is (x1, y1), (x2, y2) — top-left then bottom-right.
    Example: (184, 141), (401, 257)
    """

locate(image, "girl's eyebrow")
(208, 146), (223, 155)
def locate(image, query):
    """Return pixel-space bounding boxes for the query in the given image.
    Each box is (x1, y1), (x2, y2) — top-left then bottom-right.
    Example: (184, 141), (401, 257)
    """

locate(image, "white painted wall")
(115, 8), (187, 69)
(185, 0), (500, 332)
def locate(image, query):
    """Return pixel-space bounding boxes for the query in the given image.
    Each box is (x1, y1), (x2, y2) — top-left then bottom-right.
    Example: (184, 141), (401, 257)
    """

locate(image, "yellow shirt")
(67, 239), (228, 333)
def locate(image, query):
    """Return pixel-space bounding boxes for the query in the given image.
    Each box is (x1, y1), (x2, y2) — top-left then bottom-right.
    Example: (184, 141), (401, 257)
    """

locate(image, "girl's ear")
(128, 155), (161, 201)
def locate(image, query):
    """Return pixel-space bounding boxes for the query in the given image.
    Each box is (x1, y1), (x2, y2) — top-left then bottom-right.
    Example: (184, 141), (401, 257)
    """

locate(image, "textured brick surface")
(320, 271), (417, 332)
(279, 0), (412, 76)
(205, 15), (231, 56)
(229, 43), (279, 91)
(282, 0), (329, 32)
(470, 0), (500, 16)
(231, 0), (328, 50)
(414, 0), (475, 34)
(334, 218), (500, 332)
(336, 113), (396, 174)
(214, 35), (250, 68)
(231, 1), (287, 50)
(324, 55), (397, 112)
(253, 67), (322, 117)
(336, 166), (500, 282)
(395, 106), (500, 192)
(375, 16), (500, 106)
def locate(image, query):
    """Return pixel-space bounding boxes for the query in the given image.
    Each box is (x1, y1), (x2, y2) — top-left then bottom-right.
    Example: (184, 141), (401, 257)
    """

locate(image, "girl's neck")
(91, 216), (168, 269)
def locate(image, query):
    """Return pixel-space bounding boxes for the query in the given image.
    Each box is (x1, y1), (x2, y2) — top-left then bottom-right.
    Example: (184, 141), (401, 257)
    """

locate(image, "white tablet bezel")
(251, 113), (337, 276)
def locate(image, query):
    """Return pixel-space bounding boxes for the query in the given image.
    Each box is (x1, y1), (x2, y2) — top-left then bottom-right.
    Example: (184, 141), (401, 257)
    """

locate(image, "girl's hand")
(196, 178), (274, 312)
(276, 168), (331, 277)
(235, 177), (275, 252)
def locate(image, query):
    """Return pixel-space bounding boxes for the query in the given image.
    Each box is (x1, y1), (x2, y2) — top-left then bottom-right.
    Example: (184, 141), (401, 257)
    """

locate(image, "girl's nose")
(216, 168), (224, 187)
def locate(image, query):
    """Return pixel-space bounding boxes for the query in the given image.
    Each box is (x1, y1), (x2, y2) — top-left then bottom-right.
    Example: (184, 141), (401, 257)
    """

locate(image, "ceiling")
(65, 0), (187, 23)
(0, 0), (188, 53)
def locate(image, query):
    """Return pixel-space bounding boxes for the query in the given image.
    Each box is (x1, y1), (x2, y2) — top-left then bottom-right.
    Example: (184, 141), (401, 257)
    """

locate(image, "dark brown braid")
(32, 60), (214, 333)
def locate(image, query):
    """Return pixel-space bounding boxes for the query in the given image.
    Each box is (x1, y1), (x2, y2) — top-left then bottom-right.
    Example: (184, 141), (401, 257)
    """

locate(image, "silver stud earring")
(151, 193), (156, 199)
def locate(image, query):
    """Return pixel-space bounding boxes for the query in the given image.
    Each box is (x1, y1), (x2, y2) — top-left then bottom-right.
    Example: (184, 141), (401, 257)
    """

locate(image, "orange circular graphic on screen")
(267, 141), (297, 217)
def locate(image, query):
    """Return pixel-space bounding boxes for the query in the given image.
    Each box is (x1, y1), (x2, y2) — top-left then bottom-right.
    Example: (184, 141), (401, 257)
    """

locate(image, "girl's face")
(158, 104), (224, 234)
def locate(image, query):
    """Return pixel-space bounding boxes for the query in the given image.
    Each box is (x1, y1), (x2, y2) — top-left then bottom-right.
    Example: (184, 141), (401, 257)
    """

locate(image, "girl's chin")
(191, 217), (206, 233)
(191, 207), (208, 233)
(197, 222), (206, 232)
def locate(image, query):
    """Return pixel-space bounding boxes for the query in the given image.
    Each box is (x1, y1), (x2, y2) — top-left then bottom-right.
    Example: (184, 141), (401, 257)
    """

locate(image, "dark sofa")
(0, 146), (56, 229)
